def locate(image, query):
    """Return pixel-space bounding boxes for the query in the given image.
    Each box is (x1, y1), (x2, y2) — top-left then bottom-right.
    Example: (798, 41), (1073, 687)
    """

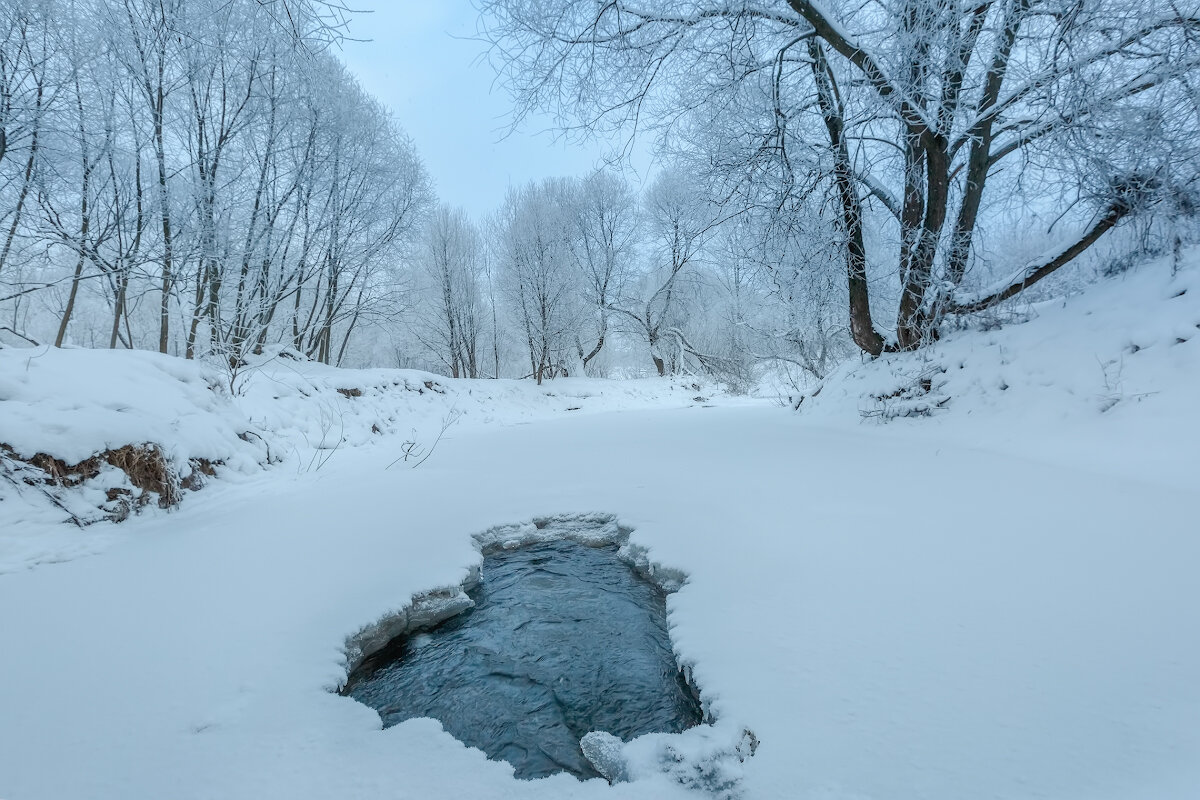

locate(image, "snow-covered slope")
(0, 348), (253, 468)
(0, 349), (265, 556)
(801, 249), (1200, 489)
(0, 253), (1197, 800)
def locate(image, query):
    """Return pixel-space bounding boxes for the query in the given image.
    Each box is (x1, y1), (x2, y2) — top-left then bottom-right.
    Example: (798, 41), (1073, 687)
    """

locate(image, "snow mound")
(0, 348), (263, 535)
(0, 348), (256, 467)
(235, 352), (737, 459)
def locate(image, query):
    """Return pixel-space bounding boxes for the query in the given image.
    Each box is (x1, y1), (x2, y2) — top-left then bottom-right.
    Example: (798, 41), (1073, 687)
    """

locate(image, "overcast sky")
(336, 2), (650, 220)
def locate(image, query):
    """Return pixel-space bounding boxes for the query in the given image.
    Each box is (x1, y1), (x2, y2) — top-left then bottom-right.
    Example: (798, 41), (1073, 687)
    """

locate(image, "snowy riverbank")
(1, 255), (1198, 800)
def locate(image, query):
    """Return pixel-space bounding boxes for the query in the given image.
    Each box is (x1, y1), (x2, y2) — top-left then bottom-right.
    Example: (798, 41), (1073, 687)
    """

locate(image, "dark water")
(346, 540), (703, 779)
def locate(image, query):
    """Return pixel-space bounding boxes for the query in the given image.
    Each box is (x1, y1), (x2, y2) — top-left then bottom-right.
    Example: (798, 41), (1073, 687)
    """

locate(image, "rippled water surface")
(346, 540), (702, 779)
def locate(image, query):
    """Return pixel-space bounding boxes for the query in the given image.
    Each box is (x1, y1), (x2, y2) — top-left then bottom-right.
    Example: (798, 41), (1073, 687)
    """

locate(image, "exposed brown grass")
(1, 442), (221, 521)
(103, 444), (177, 507)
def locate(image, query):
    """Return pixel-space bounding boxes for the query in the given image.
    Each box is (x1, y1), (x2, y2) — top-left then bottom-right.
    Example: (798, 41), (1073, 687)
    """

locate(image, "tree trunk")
(945, 203), (1131, 315)
(154, 93), (173, 354)
(57, 75), (93, 348)
(809, 40), (887, 356)
(56, 254), (87, 348)
(0, 102), (40, 277)
(109, 272), (130, 349)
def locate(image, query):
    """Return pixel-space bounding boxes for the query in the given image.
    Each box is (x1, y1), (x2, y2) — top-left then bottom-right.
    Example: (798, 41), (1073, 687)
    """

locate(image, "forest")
(3, 0), (1196, 387)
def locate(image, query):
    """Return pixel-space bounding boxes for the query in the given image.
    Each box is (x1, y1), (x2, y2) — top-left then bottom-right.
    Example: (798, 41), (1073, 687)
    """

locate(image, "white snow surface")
(1, 255), (1198, 799)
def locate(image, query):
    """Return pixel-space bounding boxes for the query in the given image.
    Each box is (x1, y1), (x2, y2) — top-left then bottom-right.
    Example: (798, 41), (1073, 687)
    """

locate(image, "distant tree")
(111, 0), (184, 354)
(708, 211), (852, 384)
(414, 205), (487, 378)
(565, 169), (639, 373)
(0, 0), (53, 286)
(604, 169), (734, 376)
(607, 169), (722, 376)
(495, 180), (583, 383)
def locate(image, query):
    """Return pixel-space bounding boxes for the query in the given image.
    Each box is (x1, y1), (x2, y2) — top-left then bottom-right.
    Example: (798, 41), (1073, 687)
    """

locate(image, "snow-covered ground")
(1, 255), (1197, 800)
(0, 349), (737, 573)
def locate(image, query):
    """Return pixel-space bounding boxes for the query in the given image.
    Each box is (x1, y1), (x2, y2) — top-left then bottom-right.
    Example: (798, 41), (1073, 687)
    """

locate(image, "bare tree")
(0, 0), (54, 286)
(495, 180), (583, 383)
(606, 170), (724, 376)
(0, 0), (431, 357)
(565, 169), (639, 372)
(413, 205), (486, 377)
(112, 0), (185, 354)
(180, 3), (263, 359)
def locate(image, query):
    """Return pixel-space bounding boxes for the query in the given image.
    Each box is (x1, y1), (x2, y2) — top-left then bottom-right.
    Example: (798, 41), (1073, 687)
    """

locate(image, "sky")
(335, 2), (651, 220)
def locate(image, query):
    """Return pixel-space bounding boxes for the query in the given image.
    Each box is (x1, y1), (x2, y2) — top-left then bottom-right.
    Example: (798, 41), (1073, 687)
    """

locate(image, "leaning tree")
(478, 0), (1200, 354)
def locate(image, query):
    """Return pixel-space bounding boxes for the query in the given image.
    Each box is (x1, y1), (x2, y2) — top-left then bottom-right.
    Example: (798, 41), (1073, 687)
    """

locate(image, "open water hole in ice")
(345, 540), (703, 779)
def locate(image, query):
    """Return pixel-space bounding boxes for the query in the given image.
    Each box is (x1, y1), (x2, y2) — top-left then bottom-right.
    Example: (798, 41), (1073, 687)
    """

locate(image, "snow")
(0, 348), (737, 573)
(0, 348), (255, 467)
(582, 730), (629, 782)
(803, 251), (1200, 490)
(2, 255), (1199, 799)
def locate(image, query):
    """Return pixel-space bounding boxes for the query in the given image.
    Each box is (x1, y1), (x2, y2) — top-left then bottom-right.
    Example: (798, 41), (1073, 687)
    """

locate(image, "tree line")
(404, 169), (853, 384)
(5, 0), (1198, 387)
(0, 0), (429, 364)
(0, 0), (842, 384)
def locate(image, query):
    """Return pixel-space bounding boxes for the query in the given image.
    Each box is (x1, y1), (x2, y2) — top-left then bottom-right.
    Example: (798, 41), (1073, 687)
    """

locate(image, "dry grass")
(103, 444), (177, 507)
(2, 442), (221, 522)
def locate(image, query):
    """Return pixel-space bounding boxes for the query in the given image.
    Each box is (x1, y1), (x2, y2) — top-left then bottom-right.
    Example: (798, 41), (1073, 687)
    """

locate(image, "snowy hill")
(800, 249), (1200, 489)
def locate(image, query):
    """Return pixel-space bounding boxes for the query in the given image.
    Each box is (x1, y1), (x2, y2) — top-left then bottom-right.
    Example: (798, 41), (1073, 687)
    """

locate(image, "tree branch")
(944, 203), (1131, 315)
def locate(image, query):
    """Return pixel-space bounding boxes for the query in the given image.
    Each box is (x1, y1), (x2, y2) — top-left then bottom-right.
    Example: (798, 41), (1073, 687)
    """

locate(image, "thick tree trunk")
(809, 41), (887, 357)
(896, 142), (949, 350)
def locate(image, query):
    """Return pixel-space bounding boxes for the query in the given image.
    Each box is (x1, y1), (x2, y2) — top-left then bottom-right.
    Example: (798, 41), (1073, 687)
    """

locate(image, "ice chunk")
(580, 731), (628, 784)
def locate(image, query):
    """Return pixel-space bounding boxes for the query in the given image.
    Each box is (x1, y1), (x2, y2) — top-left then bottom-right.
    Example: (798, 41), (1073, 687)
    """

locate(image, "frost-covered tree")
(565, 169), (640, 373)
(0, 0), (431, 363)
(479, 0), (1200, 354)
(702, 210), (851, 384)
(494, 180), (585, 383)
(413, 205), (487, 378)
(608, 169), (725, 376)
